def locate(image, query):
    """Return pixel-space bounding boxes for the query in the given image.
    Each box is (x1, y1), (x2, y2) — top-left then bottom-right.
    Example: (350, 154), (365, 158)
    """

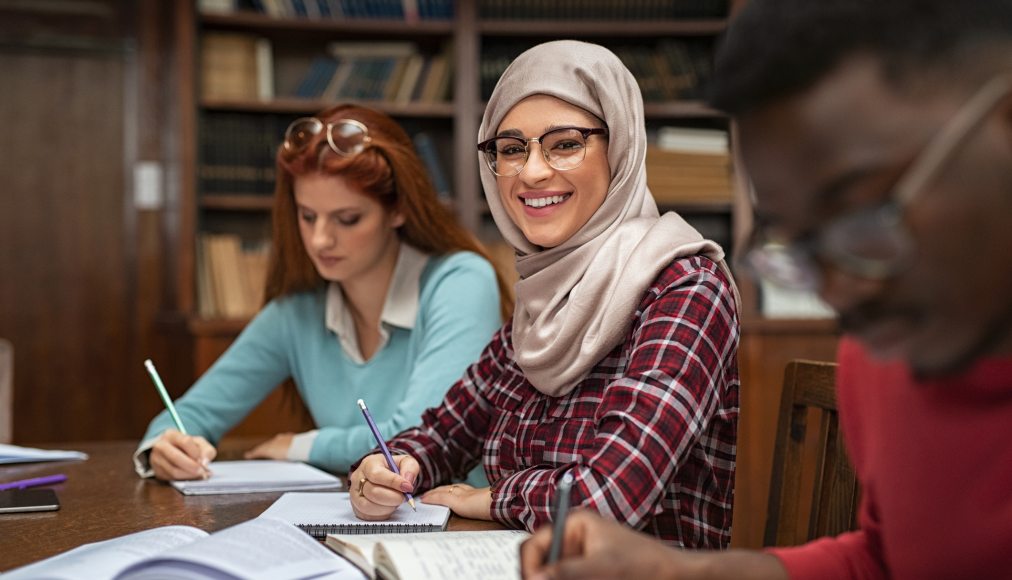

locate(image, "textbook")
(170, 460), (343, 495)
(260, 492), (450, 539)
(325, 530), (529, 580)
(2, 516), (367, 580)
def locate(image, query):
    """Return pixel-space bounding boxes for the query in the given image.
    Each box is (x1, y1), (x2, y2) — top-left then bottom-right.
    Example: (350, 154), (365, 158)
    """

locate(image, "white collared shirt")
(324, 243), (429, 364)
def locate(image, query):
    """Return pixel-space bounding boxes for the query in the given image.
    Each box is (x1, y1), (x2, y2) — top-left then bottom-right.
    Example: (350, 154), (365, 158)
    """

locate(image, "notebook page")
(374, 530), (529, 580)
(170, 460), (342, 495)
(0, 443), (88, 464)
(260, 492), (450, 533)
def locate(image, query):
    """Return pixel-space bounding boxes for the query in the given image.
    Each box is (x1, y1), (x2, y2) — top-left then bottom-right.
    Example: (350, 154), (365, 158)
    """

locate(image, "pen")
(357, 398), (416, 511)
(0, 473), (67, 491)
(547, 471), (575, 564)
(144, 359), (188, 435)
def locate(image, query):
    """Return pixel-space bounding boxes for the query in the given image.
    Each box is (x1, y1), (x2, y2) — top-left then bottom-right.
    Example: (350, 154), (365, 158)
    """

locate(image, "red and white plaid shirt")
(386, 255), (740, 548)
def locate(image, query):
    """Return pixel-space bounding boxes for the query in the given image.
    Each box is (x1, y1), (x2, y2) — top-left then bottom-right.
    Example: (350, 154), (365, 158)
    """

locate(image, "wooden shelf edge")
(187, 316), (252, 336)
(643, 101), (725, 119)
(201, 97), (455, 118)
(479, 18), (728, 36)
(741, 317), (840, 335)
(200, 12), (454, 35)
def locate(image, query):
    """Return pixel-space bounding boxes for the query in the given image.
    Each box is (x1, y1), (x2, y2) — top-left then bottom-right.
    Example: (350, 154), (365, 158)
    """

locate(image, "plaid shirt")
(387, 256), (739, 548)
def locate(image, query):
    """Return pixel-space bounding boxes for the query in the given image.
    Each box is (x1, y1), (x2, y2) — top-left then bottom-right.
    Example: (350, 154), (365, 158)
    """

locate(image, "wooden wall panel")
(0, 1), (181, 444)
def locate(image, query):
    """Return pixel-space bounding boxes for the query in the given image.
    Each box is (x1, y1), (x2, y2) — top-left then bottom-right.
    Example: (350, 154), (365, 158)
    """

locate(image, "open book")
(261, 492), (450, 539)
(326, 530), (529, 580)
(171, 460), (343, 495)
(2, 517), (366, 580)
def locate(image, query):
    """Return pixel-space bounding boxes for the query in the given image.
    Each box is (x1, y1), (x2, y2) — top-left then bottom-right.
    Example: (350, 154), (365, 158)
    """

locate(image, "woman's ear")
(390, 209), (406, 228)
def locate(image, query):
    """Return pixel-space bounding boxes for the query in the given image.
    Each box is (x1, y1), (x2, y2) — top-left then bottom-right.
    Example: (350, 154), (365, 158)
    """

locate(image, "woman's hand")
(150, 429), (216, 481)
(244, 433), (295, 461)
(421, 484), (493, 520)
(349, 453), (420, 521)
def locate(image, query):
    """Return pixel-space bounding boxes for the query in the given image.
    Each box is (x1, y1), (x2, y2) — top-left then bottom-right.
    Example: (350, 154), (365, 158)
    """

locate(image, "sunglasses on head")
(283, 117), (373, 158)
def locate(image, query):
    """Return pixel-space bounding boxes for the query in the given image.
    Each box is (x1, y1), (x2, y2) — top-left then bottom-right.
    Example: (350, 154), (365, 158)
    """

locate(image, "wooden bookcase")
(165, 0), (839, 549)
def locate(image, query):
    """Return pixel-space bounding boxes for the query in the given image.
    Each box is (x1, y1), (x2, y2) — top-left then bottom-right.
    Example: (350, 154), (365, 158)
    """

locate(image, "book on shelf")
(260, 492), (451, 540)
(201, 32), (273, 101)
(198, 233), (271, 319)
(412, 132), (451, 200)
(477, 0), (727, 19)
(647, 127), (732, 204)
(326, 530), (529, 580)
(243, 0), (453, 21)
(1, 517), (361, 580)
(170, 460), (343, 495)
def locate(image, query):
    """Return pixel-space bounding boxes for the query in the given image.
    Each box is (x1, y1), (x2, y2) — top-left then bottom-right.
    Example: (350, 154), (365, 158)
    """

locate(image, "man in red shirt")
(520, 0), (1012, 578)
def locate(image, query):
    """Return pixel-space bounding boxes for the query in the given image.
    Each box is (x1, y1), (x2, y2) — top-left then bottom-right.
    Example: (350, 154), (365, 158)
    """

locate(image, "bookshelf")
(167, 0), (840, 549)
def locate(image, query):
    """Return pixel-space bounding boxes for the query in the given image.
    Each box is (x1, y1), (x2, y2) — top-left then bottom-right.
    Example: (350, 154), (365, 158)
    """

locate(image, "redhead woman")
(135, 104), (509, 480)
(350, 41), (740, 548)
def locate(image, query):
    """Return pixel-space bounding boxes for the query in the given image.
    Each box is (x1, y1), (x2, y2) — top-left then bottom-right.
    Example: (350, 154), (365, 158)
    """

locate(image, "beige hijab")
(479, 40), (737, 396)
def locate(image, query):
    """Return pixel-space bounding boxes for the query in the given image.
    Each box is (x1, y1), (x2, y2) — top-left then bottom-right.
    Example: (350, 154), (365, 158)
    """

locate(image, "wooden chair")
(763, 360), (860, 547)
(0, 339), (12, 443)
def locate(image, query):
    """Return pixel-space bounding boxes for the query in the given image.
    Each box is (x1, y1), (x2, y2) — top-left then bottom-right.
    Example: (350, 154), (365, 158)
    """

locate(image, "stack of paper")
(171, 460), (343, 496)
(0, 443), (88, 464)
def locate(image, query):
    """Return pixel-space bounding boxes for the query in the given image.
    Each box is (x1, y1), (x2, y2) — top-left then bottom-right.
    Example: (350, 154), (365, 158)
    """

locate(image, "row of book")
(478, 0), (728, 19)
(197, 234), (271, 319)
(294, 42), (453, 103)
(200, 0), (453, 20)
(199, 111), (451, 199)
(480, 40), (712, 101)
(646, 126), (732, 205)
(200, 113), (285, 195)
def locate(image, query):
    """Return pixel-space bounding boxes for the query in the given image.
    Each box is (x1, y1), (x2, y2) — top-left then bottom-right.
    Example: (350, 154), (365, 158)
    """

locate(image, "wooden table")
(0, 440), (502, 572)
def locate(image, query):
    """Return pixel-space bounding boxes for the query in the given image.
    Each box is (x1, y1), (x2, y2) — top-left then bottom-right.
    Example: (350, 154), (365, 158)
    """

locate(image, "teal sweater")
(141, 251), (501, 473)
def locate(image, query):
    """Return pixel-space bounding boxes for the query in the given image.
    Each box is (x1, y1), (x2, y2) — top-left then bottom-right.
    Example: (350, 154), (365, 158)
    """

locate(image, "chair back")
(0, 339), (11, 443)
(763, 360), (859, 547)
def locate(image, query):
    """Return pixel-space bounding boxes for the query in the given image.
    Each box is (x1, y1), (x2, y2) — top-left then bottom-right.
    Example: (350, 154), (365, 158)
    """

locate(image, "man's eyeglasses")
(477, 126), (608, 177)
(744, 73), (1012, 290)
(283, 117), (372, 158)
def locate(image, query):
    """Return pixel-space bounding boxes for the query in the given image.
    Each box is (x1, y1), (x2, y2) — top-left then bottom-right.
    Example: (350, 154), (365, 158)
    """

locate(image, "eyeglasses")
(282, 117), (372, 158)
(476, 126), (608, 177)
(744, 73), (1012, 290)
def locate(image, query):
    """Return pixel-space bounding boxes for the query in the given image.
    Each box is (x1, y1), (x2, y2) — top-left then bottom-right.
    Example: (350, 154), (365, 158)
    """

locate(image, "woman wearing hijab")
(349, 41), (740, 548)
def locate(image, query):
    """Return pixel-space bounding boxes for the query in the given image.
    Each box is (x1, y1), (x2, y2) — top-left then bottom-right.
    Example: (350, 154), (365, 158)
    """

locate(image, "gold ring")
(357, 477), (367, 497)
(450, 485), (458, 495)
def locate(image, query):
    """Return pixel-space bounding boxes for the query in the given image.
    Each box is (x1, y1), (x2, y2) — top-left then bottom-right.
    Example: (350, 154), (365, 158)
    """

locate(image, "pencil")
(547, 471), (575, 564)
(357, 399), (416, 511)
(144, 359), (188, 435)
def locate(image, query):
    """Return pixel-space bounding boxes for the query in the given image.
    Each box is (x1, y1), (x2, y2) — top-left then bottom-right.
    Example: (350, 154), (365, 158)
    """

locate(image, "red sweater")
(771, 338), (1012, 579)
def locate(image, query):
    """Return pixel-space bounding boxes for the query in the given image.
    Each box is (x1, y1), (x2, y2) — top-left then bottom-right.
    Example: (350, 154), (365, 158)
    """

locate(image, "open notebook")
(260, 492), (450, 539)
(170, 460), (342, 495)
(0, 443), (88, 464)
(326, 530), (529, 580)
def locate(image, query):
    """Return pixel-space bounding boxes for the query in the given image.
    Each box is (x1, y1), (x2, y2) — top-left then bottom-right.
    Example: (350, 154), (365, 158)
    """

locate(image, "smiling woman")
(134, 104), (511, 482)
(350, 41), (743, 550)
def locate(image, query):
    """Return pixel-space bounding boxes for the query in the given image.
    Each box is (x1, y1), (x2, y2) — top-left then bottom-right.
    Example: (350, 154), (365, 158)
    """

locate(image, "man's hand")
(520, 509), (788, 580)
(150, 429), (216, 481)
(349, 453), (420, 521)
(421, 483), (493, 520)
(244, 432), (295, 461)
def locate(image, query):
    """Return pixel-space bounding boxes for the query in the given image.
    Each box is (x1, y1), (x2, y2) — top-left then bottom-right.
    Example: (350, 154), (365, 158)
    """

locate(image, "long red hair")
(264, 103), (512, 318)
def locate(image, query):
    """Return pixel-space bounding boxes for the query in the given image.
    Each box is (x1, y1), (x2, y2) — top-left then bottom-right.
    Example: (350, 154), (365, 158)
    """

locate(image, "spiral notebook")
(260, 492), (451, 539)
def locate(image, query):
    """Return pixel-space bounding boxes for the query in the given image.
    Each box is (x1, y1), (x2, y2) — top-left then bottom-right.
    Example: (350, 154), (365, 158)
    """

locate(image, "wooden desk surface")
(0, 439), (502, 572)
